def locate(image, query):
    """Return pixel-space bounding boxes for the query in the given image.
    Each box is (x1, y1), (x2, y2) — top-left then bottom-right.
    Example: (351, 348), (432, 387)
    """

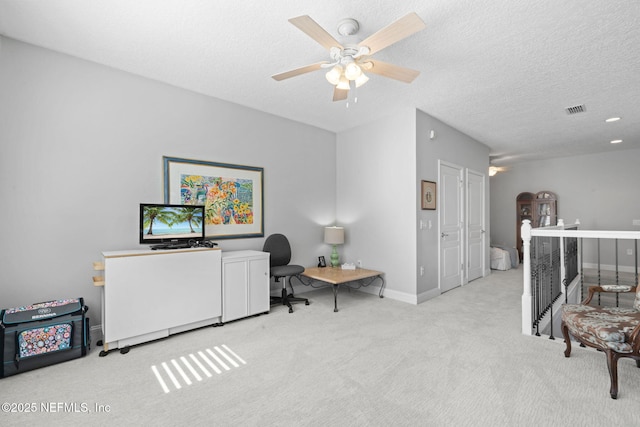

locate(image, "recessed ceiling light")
(610, 139), (623, 144)
(605, 117), (621, 122)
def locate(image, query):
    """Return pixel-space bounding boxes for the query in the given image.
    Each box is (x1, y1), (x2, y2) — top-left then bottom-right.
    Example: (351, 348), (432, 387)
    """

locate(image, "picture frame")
(163, 156), (264, 239)
(421, 180), (437, 210)
(318, 256), (326, 268)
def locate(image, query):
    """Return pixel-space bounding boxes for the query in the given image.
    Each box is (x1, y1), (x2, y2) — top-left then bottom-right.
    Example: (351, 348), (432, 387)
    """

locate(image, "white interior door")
(466, 169), (485, 282)
(439, 162), (463, 293)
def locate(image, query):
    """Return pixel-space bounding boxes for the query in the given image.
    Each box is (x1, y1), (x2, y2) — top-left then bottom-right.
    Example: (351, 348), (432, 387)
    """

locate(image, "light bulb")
(344, 62), (362, 80)
(355, 73), (369, 88)
(336, 76), (350, 90)
(325, 65), (342, 85)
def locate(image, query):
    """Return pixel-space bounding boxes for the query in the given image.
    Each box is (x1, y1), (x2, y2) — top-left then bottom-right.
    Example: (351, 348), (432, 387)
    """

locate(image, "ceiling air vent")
(565, 104), (586, 115)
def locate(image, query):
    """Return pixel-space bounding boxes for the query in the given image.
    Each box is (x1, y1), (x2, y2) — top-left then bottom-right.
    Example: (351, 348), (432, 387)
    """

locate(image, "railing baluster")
(597, 239), (601, 305)
(633, 239), (638, 286)
(580, 236), (584, 302)
(615, 239), (620, 306)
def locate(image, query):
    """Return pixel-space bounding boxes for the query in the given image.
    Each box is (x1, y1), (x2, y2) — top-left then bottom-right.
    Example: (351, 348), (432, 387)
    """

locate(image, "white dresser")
(95, 247), (221, 353)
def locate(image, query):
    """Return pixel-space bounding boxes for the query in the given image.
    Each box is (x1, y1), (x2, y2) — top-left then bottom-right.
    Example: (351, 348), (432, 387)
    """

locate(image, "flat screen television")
(139, 203), (205, 248)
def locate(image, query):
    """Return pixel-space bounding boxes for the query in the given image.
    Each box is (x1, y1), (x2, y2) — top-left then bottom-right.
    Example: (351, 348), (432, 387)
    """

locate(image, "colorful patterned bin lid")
(18, 323), (72, 358)
(2, 299), (81, 324)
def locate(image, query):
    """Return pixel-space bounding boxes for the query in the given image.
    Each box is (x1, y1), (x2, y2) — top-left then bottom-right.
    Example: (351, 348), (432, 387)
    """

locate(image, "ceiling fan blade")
(365, 59), (420, 83)
(289, 15), (343, 51)
(358, 12), (426, 55)
(272, 61), (329, 81)
(333, 87), (348, 102)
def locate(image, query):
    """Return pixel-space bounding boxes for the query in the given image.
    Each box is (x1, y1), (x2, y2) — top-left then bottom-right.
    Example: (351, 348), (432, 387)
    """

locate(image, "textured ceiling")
(1, 0), (639, 166)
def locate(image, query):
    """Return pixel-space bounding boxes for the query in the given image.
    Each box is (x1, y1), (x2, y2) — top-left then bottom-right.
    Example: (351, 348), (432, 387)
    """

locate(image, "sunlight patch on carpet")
(151, 344), (246, 393)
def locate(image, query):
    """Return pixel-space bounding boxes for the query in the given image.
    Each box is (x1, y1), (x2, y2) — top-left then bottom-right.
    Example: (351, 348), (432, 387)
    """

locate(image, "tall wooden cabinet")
(516, 191), (557, 259)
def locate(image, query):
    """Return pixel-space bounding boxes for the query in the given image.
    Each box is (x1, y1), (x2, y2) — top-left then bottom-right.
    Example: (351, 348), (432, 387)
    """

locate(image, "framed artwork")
(421, 180), (436, 210)
(163, 156), (264, 239)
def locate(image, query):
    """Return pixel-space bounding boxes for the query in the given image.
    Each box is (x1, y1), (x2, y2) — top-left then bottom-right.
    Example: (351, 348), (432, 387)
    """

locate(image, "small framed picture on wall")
(421, 180), (436, 210)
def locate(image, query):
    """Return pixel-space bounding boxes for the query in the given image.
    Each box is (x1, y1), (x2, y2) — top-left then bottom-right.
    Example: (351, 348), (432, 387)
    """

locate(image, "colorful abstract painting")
(180, 175), (254, 226)
(164, 157), (263, 239)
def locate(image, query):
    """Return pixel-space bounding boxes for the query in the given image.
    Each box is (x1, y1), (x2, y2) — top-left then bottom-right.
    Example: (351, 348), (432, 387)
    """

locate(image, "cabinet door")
(248, 257), (270, 315)
(222, 260), (248, 322)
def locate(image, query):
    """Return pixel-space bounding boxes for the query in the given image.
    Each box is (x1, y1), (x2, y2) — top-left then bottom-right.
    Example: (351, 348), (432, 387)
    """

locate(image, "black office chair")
(263, 233), (309, 313)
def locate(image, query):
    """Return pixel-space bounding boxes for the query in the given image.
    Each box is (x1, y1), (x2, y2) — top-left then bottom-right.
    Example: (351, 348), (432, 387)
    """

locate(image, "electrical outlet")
(420, 266), (425, 276)
(627, 249), (633, 256)
(633, 219), (640, 226)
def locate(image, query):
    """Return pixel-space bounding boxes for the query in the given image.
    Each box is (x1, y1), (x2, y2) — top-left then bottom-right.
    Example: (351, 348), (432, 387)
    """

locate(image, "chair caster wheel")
(288, 308), (293, 313)
(305, 301), (310, 305)
(99, 350), (109, 357)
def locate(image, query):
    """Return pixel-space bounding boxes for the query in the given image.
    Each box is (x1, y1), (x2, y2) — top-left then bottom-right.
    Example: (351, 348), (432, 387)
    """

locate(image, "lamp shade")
(324, 226), (344, 245)
(325, 65), (343, 85)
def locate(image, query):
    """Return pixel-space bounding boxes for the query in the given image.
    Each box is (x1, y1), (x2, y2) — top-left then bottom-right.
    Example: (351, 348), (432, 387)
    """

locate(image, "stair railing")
(521, 220), (640, 335)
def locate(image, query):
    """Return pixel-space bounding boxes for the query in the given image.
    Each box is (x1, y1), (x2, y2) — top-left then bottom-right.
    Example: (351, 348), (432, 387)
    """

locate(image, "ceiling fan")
(272, 12), (426, 102)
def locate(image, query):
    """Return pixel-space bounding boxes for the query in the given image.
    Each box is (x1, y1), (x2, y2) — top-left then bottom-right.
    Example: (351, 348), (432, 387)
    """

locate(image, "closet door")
(439, 161), (463, 293)
(466, 169), (485, 282)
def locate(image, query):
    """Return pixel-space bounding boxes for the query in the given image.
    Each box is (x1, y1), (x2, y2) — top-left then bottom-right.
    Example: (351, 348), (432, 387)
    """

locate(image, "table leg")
(333, 284), (339, 312)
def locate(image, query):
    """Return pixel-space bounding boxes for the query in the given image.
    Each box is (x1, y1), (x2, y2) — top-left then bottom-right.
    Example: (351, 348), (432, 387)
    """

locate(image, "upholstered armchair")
(561, 284), (640, 399)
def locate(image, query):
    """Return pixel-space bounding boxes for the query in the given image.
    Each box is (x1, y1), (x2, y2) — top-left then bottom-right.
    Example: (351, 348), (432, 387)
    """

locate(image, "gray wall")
(335, 108), (490, 304)
(336, 108), (418, 302)
(416, 110), (491, 297)
(490, 148), (640, 266)
(0, 37), (336, 318)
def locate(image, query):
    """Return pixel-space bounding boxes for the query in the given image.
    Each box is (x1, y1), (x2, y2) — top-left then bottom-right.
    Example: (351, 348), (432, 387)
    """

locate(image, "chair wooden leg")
(561, 321), (572, 357)
(605, 350), (620, 399)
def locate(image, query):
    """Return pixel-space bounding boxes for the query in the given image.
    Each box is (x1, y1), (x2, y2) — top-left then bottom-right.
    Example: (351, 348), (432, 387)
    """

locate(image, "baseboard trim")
(357, 285), (417, 305)
(417, 287), (441, 304)
(286, 278), (419, 305)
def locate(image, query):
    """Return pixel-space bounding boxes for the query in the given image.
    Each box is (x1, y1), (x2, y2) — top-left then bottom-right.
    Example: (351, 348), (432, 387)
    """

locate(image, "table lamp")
(324, 226), (344, 268)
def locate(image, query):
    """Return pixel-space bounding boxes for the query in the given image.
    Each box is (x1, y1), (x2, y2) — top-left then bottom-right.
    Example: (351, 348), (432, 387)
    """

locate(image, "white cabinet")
(222, 250), (270, 322)
(96, 248), (221, 353)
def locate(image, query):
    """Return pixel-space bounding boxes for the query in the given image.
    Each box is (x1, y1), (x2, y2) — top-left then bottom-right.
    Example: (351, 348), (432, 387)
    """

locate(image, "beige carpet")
(1, 267), (638, 426)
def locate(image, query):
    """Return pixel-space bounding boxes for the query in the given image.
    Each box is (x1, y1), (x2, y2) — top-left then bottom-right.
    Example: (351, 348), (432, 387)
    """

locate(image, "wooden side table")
(298, 267), (385, 312)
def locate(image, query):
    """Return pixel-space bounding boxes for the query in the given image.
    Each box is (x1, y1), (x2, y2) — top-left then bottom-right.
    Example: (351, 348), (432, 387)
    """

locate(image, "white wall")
(490, 148), (640, 266)
(336, 109), (418, 302)
(0, 37), (336, 318)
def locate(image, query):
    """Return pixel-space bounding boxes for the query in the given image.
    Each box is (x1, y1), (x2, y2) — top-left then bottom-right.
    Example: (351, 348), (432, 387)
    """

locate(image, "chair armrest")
(582, 285), (637, 305)
(630, 322), (640, 354)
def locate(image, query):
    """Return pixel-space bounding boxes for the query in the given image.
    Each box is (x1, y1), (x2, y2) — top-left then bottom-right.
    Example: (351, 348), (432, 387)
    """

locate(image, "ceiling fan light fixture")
(344, 62), (362, 80)
(336, 76), (350, 90)
(325, 65), (343, 85)
(275, 13), (426, 102)
(355, 73), (369, 88)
